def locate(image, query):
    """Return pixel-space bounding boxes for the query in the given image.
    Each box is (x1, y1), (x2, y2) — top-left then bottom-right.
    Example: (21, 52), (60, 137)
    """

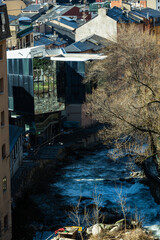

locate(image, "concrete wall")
(66, 104), (82, 126)
(147, 0), (157, 9)
(75, 8), (117, 42)
(111, 0), (122, 8)
(0, 39), (12, 240)
(66, 104), (95, 128)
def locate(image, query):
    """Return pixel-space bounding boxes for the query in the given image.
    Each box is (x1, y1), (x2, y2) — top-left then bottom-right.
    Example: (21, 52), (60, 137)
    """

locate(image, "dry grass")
(89, 228), (155, 240)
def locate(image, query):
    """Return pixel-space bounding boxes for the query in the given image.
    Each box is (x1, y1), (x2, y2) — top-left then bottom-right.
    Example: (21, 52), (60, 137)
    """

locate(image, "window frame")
(2, 177), (7, 192)
(0, 45), (3, 60)
(0, 78), (3, 94)
(4, 215), (8, 231)
(1, 111), (5, 127)
(2, 144), (6, 159)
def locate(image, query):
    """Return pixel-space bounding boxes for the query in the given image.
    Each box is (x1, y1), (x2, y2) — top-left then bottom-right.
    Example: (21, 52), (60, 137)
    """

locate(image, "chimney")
(98, 7), (106, 16)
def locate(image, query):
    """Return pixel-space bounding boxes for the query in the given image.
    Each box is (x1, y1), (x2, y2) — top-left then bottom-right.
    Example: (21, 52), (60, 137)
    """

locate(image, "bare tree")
(84, 24), (160, 165)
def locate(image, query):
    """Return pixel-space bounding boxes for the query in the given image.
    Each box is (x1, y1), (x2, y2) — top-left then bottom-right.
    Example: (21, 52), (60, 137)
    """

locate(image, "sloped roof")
(107, 7), (139, 23)
(8, 14), (18, 22)
(53, 17), (78, 29)
(36, 5), (74, 22)
(65, 34), (111, 53)
(22, 4), (42, 12)
(46, 21), (75, 41)
(62, 5), (91, 21)
(133, 8), (160, 18)
(34, 35), (67, 47)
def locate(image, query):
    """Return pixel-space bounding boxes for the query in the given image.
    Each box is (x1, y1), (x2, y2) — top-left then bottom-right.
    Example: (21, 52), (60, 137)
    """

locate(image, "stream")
(29, 146), (160, 239)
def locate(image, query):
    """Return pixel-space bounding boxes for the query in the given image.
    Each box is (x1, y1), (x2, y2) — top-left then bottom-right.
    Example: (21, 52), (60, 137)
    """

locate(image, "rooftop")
(50, 53), (107, 62)
(22, 4), (43, 12)
(65, 34), (111, 53)
(133, 8), (160, 18)
(8, 14), (18, 22)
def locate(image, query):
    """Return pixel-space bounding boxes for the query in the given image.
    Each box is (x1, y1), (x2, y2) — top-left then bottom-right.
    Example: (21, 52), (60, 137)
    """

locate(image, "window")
(2, 144), (6, 159)
(1, 111), (4, 126)
(0, 45), (2, 60)
(0, 78), (3, 93)
(4, 215), (8, 231)
(2, 177), (7, 192)
(31, 34), (33, 43)
(0, 12), (5, 32)
(0, 221), (1, 237)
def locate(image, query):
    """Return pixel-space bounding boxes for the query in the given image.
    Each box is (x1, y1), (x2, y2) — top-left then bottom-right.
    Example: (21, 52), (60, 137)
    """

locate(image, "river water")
(33, 146), (160, 239)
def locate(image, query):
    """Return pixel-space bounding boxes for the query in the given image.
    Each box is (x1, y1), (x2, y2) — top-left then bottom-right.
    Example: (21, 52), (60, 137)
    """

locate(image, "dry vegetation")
(89, 228), (155, 240)
(85, 25), (160, 164)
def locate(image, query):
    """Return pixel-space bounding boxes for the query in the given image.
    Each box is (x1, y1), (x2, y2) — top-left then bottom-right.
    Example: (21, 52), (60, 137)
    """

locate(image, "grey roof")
(107, 7), (141, 23)
(18, 12), (40, 21)
(8, 15), (18, 22)
(36, 5), (74, 23)
(54, 17), (78, 29)
(133, 8), (160, 18)
(34, 34), (67, 47)
(46, 21), (75, 41)
(65, 34), (111, 53)
(9, 125), (24, 152)
(22, 4), (42, 12)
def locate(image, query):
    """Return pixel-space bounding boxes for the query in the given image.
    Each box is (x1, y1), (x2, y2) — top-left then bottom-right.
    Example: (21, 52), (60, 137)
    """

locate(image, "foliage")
(84, 25), (160, 164)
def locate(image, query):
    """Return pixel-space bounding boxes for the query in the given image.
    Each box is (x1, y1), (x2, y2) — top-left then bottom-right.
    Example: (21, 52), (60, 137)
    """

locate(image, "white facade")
(75, 8), (117, 42)
(147, 0), (160, 10)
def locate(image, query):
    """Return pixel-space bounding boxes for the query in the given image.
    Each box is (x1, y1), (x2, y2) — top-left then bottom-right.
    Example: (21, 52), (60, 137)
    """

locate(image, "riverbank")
(51, 221), (157, 240)
(12, 126), (160, 240)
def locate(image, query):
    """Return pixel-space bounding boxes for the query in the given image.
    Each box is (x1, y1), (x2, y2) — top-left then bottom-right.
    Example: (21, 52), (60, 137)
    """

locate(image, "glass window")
(2, 177), (7, 192)
(14, 59), (18, 74)
(0, 45), (3, 60)
(1, 13), (5, 32)
(4, 215), (8, 230)
(78, 62), (85, 73)
(23, 59), (29, 75)
(29, 59), (33, 76)
(2, 144), (6, 159)
(19, 59), (23, 75)
(0, 78), (3, 93)
(0, 221), (1, 237)
(1, 111), (4, 126)
(8, 59), (13, 73)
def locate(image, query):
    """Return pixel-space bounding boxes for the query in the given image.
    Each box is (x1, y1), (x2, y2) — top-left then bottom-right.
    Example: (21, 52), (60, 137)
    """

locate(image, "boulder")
(109, 225), (121, 233)
(115, 219), (124, 228)
(86, 226), (93, 235)
(104, 224), (115, 230)
(92, 224), (102, 236)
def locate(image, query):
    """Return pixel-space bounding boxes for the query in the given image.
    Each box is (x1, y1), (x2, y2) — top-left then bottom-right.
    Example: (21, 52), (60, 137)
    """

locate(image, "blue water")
(33, 147), (160, 239)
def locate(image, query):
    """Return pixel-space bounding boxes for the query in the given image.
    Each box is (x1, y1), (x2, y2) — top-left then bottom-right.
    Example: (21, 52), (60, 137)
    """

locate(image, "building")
(34, 33), (67, 49)
(110, 0), (147, 9)
(7, 15), (34, 50)
(0, 2), (12, 240)
(147, 0), (160, 10)
(7, 46), (65, 144)
(65, 34), (111, 53)
(76, 6), (160, 44)
(50, 53), (106, 128)
(2, 0), (26, 16)
(75, 8), (117, 42)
